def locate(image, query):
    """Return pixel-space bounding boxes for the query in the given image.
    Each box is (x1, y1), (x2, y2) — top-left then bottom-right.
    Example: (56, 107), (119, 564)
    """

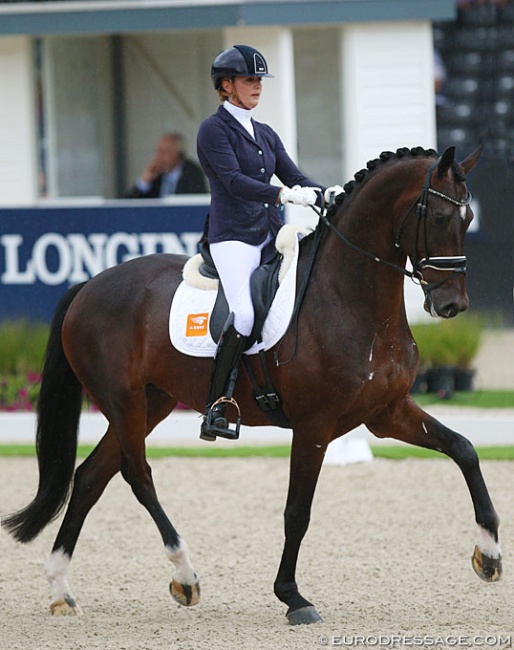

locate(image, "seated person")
(126, 132), (207, 197)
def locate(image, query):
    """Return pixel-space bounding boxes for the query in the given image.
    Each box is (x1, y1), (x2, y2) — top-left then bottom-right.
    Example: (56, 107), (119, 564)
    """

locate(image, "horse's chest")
(362, 335), (414, 382)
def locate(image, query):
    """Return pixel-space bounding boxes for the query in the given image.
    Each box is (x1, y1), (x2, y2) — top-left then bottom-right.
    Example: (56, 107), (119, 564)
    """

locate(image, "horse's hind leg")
(111, 388), (200, 608)
(367, 397), (502, 582)
(45, 388), (197, 616)
(45, 432), (119, 615)
(45, 428), (121, 615)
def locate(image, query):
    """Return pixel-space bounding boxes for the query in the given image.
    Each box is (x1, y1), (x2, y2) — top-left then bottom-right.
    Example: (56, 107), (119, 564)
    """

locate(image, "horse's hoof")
(50, 597), (83, 616)
(169, 579), (200, 607)
(286, 605), (323, 625)
(471, 545), (502, 582)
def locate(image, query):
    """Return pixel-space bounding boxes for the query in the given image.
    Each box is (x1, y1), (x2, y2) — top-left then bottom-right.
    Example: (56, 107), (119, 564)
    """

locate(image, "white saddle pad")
(169, 225), (307, 357)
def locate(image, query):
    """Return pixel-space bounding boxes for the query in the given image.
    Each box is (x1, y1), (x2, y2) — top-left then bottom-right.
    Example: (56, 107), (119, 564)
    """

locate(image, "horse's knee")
(451, 435), (479, 471)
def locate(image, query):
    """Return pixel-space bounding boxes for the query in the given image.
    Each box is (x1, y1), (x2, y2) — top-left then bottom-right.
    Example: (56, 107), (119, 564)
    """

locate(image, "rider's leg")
(210, 239), (264, 336)
(200, 313), (247, 439)
(200, 238), (267, 440)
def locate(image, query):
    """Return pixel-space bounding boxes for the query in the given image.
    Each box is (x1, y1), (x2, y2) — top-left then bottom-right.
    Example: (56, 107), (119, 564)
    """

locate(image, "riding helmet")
(211, 45), (274, 90)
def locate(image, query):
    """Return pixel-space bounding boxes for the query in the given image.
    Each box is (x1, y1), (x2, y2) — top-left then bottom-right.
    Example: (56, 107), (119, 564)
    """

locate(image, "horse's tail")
(2, 282), (87, 543)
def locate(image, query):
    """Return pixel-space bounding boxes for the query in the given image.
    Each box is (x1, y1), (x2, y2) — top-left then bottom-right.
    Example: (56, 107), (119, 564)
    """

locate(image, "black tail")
(2, 282), (87, 543)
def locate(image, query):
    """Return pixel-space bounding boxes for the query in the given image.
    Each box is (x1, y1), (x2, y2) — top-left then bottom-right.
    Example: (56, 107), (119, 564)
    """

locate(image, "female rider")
(197, 44), (341, 440)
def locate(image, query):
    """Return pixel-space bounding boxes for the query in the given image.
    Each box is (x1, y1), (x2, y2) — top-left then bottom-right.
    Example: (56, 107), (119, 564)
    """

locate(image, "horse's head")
(401, 146), (481, 319)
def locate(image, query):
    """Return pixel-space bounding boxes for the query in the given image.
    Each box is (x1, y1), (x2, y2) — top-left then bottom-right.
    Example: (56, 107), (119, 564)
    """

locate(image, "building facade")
(0, 0), (453, 203)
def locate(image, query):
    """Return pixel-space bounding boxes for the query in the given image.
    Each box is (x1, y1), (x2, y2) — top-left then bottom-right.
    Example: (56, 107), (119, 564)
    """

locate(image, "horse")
(3, 145), (502, 625)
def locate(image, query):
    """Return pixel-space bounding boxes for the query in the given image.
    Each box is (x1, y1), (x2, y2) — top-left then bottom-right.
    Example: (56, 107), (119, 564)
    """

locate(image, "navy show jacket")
(197, 105), (322, 245)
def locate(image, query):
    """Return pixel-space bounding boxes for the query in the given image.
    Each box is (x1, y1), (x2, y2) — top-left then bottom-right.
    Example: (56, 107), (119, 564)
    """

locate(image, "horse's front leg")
(274, 432), (327, 625)
(368, 396), (502, 582)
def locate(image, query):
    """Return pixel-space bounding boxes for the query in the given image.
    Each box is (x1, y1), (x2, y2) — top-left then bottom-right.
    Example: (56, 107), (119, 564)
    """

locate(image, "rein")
(314, 157), (472, 293)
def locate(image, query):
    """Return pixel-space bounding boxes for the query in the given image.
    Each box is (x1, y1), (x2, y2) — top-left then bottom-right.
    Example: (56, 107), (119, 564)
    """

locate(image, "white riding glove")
(324, 185), (344, 203)
(280, 185), (318, 208)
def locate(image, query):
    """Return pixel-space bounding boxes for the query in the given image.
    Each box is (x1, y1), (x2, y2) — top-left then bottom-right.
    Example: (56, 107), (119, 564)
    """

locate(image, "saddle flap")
(208, 251), (283, 347)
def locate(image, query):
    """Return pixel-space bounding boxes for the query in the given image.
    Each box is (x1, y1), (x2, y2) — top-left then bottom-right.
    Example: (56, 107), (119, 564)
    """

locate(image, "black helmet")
(211, 44), (274, 90)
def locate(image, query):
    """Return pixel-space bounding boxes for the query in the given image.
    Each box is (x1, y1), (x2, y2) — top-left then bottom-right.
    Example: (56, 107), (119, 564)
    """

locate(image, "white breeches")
(210, 235), (272, 336)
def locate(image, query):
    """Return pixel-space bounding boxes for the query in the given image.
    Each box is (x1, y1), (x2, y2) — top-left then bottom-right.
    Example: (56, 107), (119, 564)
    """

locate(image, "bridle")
(314, 156), (472, 298)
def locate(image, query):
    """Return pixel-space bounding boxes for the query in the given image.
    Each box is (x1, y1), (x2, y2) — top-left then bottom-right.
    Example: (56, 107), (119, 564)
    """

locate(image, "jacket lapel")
(217, 105), (260, 147)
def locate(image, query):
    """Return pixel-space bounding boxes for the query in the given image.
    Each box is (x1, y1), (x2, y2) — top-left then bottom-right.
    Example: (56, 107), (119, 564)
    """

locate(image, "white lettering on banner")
(68, 234), (108, 282)
(105, 232), (140, 267)
(33, 233), (72, 285)
(1, 234), (36, 283)
(0, 231), (201, 287)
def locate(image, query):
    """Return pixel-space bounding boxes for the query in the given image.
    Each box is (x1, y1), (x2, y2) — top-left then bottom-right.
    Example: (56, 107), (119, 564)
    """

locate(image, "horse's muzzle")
(424, 289), (469, 319)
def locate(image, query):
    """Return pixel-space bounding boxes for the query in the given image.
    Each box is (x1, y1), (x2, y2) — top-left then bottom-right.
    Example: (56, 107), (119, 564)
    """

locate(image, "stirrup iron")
(201, 396), (241, 441)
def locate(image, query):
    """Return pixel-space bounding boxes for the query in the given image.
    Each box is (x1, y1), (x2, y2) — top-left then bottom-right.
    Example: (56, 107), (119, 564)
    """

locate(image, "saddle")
(198, 236), (282, 349)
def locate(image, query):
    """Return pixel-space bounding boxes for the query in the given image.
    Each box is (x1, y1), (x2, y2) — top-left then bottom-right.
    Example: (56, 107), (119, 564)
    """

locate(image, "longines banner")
(0, 203), (207, 322)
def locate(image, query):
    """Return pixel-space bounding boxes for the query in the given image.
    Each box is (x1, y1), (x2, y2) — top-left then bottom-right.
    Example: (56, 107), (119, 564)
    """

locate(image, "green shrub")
(0, 320), (48, 411)
(0, 372), (41, 411)
(411, 314), (485, 370)
(0, 320), (49, 374)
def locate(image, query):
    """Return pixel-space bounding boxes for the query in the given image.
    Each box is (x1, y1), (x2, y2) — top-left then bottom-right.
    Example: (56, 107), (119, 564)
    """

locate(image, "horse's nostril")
(441, 303), (459, 319)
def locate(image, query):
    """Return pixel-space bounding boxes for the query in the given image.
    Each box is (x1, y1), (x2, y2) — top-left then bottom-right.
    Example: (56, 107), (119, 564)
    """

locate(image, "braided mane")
(325, 145), (466, 220)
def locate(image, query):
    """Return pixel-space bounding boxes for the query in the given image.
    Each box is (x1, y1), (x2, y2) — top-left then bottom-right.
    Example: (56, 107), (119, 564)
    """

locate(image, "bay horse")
(3, 146), (502, 625)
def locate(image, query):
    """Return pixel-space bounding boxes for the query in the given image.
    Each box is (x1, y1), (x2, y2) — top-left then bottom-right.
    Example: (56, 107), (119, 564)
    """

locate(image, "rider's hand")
(324, 185), (344, 203)
(280, 185), (318, 207)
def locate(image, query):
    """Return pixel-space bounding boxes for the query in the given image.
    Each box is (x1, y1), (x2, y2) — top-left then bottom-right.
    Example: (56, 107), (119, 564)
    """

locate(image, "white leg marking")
(477, 525), (501, 559)
(45, 548), (76, 603)
(165, 539), (198, 586)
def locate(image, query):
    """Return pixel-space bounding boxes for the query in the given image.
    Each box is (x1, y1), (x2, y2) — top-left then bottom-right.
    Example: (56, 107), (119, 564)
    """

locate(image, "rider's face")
(225, 76), (262, 110)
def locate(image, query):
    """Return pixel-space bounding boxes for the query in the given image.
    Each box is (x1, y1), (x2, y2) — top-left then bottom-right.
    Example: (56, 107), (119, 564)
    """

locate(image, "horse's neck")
(306, 204), (409, 327)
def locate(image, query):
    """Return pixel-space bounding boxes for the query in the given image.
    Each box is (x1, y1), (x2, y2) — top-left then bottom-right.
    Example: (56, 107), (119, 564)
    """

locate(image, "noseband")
(317, 157), (472, 296)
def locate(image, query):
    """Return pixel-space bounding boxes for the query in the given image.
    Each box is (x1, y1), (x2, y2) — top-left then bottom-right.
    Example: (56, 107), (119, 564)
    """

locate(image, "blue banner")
(0, 202), (207, 322)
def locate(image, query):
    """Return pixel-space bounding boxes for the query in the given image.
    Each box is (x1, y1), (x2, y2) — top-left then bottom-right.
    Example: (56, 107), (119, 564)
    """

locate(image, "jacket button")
(258, 150), (263, 155)
(260, 168), (265, 173)
(264, 203), (269, 208)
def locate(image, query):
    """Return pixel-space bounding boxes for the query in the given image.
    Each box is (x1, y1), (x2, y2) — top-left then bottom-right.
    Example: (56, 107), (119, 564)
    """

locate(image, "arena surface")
(1, 456), (513, 650)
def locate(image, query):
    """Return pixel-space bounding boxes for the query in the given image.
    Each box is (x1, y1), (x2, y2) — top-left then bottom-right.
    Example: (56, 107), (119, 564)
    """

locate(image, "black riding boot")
(200, 314), (247, 442)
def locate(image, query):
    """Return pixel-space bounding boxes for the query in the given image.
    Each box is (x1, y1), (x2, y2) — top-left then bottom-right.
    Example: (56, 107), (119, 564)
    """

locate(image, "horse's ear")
(459, 145), (483, 176)
(436, 146), (456, 179)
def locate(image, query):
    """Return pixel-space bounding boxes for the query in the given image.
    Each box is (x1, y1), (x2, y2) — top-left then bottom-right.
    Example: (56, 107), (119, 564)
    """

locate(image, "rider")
(196, 44), (341, 441)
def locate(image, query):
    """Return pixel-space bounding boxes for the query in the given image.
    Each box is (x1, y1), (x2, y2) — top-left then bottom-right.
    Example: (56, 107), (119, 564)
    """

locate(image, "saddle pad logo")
(186, 313), (209, 337)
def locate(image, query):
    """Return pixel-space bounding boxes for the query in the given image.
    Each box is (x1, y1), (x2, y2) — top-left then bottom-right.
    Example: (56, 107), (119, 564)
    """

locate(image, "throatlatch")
(200, 313), (247, 442)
